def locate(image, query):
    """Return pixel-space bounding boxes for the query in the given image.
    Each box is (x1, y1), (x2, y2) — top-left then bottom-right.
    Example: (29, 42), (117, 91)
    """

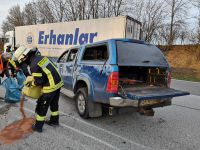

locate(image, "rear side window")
(82, 45), (108, 61)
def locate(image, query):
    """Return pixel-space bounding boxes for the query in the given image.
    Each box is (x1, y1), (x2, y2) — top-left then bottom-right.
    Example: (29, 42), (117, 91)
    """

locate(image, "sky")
(0, 0), (199, 37)
(0, 0), (31, 36)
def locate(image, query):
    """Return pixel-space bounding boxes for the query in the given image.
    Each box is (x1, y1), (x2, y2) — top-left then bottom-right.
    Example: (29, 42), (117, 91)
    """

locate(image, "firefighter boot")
(45, 115), (59, 126)
(32, 120), (44, 133)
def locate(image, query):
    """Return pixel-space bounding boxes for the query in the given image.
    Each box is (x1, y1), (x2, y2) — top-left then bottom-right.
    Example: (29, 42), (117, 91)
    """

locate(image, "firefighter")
(13, 46), (64, 132)
(0, 52), (14, 78)
(1, 45), (29, 77)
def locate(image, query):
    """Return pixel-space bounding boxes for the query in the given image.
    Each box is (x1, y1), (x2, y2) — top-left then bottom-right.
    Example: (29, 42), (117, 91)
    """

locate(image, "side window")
(57, 50), (69, 63)
(67, 49), (78, 62)
(82, 44), (108, 61)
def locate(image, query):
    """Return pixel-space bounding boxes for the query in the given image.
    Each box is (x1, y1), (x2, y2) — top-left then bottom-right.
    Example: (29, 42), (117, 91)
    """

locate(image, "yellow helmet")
(12, 46), (31, 63)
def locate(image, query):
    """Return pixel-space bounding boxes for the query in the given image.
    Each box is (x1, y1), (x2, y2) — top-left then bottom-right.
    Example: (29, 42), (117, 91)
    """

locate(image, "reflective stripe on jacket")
(30, 56), (63, 93)
(8, 59), (17, 69)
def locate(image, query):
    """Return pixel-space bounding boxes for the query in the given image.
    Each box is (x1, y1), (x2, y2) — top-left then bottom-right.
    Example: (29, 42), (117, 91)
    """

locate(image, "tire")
(75, 88), (89, 119)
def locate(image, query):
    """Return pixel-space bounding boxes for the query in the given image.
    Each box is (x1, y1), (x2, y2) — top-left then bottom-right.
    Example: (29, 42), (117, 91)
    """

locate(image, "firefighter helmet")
(12, 46), (31, 63)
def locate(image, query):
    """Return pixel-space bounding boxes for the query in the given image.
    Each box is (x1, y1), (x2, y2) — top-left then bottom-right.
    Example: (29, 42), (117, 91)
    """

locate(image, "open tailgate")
(125, 86), (190, 100)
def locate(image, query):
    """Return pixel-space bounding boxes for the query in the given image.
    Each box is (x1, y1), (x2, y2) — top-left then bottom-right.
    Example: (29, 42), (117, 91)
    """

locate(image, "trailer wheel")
(75, 88), (89, 119)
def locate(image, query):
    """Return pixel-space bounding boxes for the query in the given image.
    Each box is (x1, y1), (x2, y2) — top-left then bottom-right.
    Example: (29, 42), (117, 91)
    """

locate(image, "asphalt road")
(0, 80), (199, 150)
(171, 79), (200, 96)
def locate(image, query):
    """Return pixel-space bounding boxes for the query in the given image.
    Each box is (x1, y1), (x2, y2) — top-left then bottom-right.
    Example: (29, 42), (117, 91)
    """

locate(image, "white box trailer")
(5, 16), (142, 57)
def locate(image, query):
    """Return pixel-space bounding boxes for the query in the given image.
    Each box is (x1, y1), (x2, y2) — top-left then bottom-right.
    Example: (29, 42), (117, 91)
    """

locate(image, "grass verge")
(172, 73), (200, 82)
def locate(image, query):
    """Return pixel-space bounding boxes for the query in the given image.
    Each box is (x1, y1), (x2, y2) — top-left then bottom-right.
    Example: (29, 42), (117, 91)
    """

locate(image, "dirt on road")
(0, 95), (34, 144)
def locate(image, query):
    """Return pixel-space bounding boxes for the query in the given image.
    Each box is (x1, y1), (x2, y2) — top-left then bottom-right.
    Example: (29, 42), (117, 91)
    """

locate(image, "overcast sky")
(0, 0), (31, 36)
(0, 0), (199, 36)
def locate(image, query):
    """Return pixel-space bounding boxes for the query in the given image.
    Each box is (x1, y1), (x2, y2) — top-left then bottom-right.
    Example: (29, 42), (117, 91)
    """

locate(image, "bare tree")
(24, 2), (38, 25)
(78, 0), (86, 20)
(64, 0), (78, 21)
(7, 5), (25, 26)
(193, 0), (200, 8)
(126, 0), (144, 21)
(192, 0), (200, 44)
(99, 0), (113, 17)
(85, 0), (99, 19)
(1, 21), (14, 35)
(63, 0), (125, 21)
(35, 0), (55, 23)
(143, 0), (166, 42)
(179, 30), (188, 44)
(48, 0), (68, 22)
(112, 0), (126, 16)
(127, 0), (166, 43)
(94, 0), (99, 18)
(1, 5), (24, 34)
(98, 0), (126, 18)
(164, 0), (189, 45)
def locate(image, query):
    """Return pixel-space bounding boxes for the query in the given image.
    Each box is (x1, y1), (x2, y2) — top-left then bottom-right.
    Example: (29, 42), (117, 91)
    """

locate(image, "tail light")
(106, 72), (119, 93)
(167, 71), (172, 87)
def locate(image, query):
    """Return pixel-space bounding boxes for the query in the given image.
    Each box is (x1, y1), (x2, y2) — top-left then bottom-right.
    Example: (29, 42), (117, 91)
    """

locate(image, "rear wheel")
(75, 88), (89, 119)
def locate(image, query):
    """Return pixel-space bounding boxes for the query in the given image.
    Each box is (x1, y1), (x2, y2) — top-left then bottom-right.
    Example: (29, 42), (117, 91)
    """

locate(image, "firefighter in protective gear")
(1, 44), (30, 77)
(0, 52), (17, 77)
(13, 46), (64, 133)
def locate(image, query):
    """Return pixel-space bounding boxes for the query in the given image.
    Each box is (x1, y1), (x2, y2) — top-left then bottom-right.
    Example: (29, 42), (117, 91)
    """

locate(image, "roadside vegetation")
(172, 73), (200, 82)
(160, 45), (200, 82)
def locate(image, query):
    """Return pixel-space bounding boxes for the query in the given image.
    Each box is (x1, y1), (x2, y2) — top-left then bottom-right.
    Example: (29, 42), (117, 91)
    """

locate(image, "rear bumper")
(109, 97), (171, 108)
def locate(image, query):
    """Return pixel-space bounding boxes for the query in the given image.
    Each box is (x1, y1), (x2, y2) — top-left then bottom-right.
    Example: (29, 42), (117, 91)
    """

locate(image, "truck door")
(64, 49), (78, 90)
(57, 50), (69, 88)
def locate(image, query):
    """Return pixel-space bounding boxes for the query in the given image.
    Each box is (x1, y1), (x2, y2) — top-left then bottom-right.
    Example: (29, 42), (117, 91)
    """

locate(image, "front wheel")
(75, 88), (89, 119)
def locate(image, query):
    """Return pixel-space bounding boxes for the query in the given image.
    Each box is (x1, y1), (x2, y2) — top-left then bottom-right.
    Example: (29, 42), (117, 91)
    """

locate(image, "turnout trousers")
(34, 88), (61, 130)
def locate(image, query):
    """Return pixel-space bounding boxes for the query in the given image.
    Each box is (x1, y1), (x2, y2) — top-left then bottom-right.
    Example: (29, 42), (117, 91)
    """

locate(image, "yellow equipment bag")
(22, 76), (42, 99)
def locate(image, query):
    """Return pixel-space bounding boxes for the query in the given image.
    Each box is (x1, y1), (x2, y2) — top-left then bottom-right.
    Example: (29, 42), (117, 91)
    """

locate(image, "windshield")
(116, 41), (168, 67)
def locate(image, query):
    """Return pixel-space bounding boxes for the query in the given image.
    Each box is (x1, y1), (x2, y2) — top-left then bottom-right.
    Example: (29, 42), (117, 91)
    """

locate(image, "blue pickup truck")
(57, 39), (189, 118)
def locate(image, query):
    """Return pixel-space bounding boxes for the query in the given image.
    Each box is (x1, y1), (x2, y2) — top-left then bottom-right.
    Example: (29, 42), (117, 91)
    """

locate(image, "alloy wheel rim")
(77, 94), (85, 114)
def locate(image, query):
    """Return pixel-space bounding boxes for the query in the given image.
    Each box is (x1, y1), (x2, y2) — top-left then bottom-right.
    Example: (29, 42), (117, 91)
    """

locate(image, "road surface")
(171, 79), (200, 96)
(0, 80), (199, 150)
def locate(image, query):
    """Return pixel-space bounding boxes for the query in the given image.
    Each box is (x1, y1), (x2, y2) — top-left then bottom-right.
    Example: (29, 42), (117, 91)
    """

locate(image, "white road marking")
(25, 100), (151, 149)
(24, 107), (119, 150)
(60, 123), (119, 150)
(58, 111), (150, 149)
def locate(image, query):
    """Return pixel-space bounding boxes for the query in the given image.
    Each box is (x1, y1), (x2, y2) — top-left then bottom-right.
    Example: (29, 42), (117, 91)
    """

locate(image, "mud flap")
(88, 100), (102, 117)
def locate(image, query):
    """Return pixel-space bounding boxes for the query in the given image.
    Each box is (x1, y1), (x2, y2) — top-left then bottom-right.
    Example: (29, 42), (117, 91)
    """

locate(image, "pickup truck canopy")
(116, 41), (168, 67)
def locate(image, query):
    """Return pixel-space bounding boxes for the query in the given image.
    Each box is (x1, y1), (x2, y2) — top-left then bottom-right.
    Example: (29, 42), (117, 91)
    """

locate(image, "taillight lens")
(106, 72), (119, 93)
(167, 71), (172, 87)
